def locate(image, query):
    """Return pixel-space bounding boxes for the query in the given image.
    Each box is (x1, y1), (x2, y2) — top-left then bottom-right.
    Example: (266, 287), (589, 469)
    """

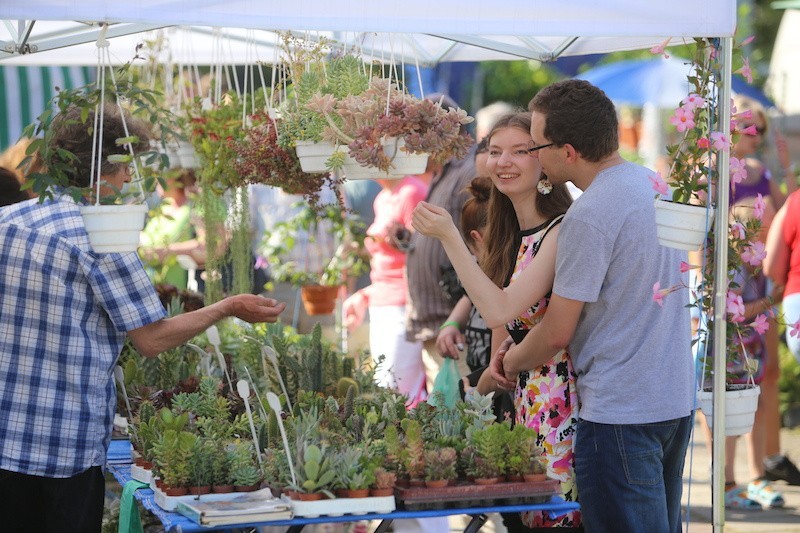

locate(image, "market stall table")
(107, 441), (579, 533)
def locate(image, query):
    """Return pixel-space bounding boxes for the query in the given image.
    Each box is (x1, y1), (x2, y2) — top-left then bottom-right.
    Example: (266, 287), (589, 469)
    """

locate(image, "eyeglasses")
(527, 141), (554, 153)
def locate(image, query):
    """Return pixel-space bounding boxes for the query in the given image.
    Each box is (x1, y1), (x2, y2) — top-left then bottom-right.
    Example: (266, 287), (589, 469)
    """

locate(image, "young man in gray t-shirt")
(491, 79), (693, 533)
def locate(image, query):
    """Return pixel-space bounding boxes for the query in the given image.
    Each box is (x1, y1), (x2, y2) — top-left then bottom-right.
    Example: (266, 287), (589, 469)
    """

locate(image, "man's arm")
(128, 294), (285, 357)
(502, 293), (584, 376)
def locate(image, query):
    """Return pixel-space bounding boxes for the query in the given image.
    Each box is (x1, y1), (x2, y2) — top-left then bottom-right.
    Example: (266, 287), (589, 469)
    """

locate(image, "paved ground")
(681, 419), (800, 532)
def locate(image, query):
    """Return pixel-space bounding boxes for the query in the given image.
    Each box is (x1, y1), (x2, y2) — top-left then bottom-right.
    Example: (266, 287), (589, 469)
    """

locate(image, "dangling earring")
(537, 178), (553, 195)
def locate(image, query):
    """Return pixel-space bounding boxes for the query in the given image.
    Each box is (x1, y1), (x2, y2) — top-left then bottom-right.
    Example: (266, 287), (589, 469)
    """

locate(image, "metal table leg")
(463, 513), (488, 533)
(374, 518), (393, 533)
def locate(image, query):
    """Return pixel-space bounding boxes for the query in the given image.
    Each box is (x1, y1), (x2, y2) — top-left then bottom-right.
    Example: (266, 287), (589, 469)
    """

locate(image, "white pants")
(368, 305), (426, 405)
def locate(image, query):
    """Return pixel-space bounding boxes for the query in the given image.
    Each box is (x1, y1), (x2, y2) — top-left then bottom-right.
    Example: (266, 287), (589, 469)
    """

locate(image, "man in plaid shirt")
(0, 103), (285, 532)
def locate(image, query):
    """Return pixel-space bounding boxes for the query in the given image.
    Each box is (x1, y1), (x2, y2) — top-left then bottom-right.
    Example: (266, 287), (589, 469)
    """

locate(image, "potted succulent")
(21, 63), (173, 253)
(505, 424), (539, 482)
(288, 443), (336, 500)
(423, 447), (457, 488)
(210, 441), (234, 493)
(261, 201), (368, 315)
(187, 438), (216, 495)
(370, 467), (397, 497)
(152, 429), (196, 496)
(333, 447), (373, 498)
(229, 440), (263, 492)
(468, 422), (509, 484)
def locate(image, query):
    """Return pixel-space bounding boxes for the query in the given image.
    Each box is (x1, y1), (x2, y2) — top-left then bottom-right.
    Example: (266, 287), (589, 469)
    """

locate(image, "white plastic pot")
(696, 384), (760, 436)
(294, 140), (339, 173)
(79, 204), (148, 253)
(654, 199), (714, 251)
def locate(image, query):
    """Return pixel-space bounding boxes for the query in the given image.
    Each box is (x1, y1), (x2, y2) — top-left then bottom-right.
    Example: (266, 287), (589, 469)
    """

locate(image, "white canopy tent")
(0, 2), (739, 530)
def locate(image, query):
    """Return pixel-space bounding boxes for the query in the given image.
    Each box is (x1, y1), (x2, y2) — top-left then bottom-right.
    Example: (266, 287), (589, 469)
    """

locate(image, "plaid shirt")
(0, 197), (165, 478)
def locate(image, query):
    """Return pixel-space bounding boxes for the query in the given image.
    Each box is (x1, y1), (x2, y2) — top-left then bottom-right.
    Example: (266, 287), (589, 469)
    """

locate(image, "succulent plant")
(423, 447), (457, 482)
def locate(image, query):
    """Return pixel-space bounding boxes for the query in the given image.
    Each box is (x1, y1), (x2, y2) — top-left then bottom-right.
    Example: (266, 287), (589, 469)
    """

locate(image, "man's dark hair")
(0, 166), (29, 207)
(528, 79), (618, 162)
(50, 103), (151, 188)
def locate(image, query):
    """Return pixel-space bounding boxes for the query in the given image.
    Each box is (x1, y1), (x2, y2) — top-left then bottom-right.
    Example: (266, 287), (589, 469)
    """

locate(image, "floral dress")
(506, 216), (581, 529)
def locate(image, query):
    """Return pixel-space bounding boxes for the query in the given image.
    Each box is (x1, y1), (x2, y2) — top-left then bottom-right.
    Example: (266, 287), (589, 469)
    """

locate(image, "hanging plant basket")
(300, 284), (341, 315)
(79, 204), (148, 253)
(654, 199), (714, 251)
(696, 383), (760, 436)
(382, 137), (429, 177)
(295, 140), (340, 173)
(342, 137), (429, 180)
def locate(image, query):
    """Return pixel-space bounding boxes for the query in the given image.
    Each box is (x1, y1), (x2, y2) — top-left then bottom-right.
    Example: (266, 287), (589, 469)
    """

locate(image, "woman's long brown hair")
(479, 112), (573, 287)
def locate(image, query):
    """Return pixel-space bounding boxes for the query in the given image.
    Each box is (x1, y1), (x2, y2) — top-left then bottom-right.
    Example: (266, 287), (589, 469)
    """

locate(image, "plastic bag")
(429, 358), (461, 408)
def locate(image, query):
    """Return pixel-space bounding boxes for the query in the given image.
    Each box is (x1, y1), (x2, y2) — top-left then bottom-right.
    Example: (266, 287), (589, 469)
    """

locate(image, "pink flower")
(791, 320), (800, 339)
(710, 132), (730, 151)
(649, 172), (669, 196)
(730, 157), (747, 184)
(682, 93), (706, 111)
(741, 241), (766, 266)
(730, 222), (746, 240)
(726, 291), (746, 322)
(650, 38), (672, 58)
(670, 106), (695, 132)
(738, 58), (753, 84)
(696, 189), (708, 204)
(741, 35), (755, 46)
(750, 314), (769, 335)
(754, 193), (766, 220)
(736, 109), (753, 121)
(679, 261), (695, 273)
(653, 282), (665, 307)
(697, 137), (711, 149)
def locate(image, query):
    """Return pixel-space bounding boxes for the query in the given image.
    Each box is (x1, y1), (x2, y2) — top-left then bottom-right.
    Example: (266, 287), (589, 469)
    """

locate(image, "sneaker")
(747, 479), (785, 509)
(724, 485), (761, 510)
(763, 455), (800, 486)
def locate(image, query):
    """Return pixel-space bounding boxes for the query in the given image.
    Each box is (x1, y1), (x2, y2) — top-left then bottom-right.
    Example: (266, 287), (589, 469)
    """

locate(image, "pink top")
(364, 176), (428, 307)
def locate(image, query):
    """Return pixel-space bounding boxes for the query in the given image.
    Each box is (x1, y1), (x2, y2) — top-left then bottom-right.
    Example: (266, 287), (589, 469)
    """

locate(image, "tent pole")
(711, 35), (733, 533)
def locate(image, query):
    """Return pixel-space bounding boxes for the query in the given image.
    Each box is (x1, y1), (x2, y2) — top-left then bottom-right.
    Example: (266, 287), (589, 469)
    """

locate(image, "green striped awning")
(0, 65), (95, 152)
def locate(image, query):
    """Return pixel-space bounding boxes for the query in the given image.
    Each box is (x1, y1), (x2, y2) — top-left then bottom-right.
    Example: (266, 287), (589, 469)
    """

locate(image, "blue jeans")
(574, 416), (693, 533)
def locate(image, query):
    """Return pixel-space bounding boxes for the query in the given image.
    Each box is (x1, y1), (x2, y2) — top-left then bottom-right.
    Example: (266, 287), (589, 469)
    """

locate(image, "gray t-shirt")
(554, 161), (694, 424)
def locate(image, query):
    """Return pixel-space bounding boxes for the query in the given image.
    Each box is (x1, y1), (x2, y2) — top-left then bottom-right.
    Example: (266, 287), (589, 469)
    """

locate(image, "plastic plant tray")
(284, 494), (396, 517)
(395, 479), (560, 511)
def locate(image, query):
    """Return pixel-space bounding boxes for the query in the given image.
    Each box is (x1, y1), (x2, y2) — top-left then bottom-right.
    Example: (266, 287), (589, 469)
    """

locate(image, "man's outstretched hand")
(227, 294), (286, 323)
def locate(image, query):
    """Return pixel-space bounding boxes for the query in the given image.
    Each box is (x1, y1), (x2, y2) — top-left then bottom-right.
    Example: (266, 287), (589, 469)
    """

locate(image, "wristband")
(439, 320), (460, 330)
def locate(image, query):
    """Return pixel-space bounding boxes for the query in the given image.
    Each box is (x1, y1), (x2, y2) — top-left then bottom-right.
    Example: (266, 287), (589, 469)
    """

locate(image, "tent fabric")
(0, 65), (94, 151)
(0, 1), (736, 64)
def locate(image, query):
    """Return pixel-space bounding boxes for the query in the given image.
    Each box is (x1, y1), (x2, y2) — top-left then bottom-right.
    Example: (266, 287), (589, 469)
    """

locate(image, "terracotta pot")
(370, 487), (394, 497)
(189, 485), (212, 495)
(523, 473), (547, 483)
(507, 474), (524, 483)
(155, 478), (164, 489)
(235, 484), (261, 492)
(300, 285), (341, 315)
(283, 488), (298, 499)
(344, 488), (371, 498)
(408, 478), (426, 488)
(425, 479), (449, 489)
(296, 491), (324, 501)
(133, 456), (146, 467)
(211, 484), (235, 493)
(164, 486), (188, 496)
(334, 488), (349, 498)
(474, 477), (501, 485)
(141, 460), (154, 470)
(395, 478), (410, 489)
